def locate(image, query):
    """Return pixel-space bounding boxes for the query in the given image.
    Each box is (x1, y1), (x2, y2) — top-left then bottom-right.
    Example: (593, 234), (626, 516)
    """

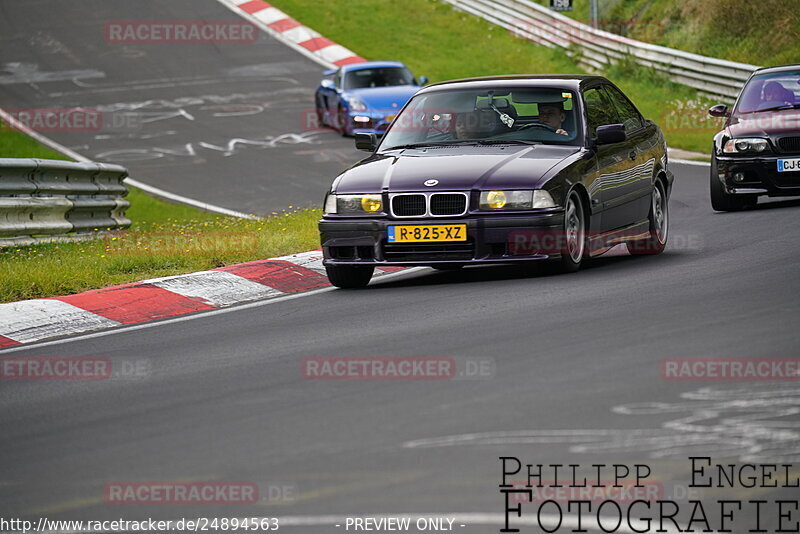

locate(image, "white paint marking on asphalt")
(0, 107), (258, 220)
(670, 157), (710, 167)
(0, 300), (119, 344)
(143, 270), (283, 306)
(402, 385), (800, 463)
(123, 177), (259, 219)
(0, 268), (427, 354)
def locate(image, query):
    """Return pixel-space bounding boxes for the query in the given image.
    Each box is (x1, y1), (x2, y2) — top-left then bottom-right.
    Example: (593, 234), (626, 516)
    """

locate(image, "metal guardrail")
(0, 158), (131, 244)
(443, 0), (759, 101)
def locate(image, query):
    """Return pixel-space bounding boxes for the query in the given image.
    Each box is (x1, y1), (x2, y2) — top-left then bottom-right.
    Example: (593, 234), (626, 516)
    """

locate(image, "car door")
(319, 69), (342, 120)
(602, 84), (656, 226)
(582, 85), (637, 233)
(332, 69), (345, 114)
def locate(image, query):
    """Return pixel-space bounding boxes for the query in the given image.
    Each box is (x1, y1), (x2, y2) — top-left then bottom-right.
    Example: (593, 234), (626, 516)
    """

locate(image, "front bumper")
(715, 154), (800, 196)
(319, 212), (565, 266)
(347, 110), (396, 136)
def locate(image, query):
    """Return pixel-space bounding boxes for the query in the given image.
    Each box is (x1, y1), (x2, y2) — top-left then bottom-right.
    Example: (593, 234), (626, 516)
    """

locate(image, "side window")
(334, 70), (343, 89)
(583, 87), (618, 137)
(603, 85), (643, 133)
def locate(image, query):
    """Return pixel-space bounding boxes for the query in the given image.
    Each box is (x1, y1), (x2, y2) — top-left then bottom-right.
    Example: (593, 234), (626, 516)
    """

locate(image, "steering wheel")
(517, 121), (558, 133)
(428, 113), (452, 134)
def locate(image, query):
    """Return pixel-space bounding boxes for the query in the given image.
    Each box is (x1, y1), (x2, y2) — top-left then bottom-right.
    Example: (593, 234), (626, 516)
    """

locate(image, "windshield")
(735, 71), (800, 114)
(343, 67), (416, 90)
(379, 86), (581, 150)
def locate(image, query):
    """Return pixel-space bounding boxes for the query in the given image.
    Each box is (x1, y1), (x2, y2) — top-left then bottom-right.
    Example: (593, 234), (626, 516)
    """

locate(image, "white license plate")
(777, 158), (800, 172)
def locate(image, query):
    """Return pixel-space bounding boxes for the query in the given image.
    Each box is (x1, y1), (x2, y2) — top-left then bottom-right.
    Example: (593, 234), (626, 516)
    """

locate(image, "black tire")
(710, 157), (757, 211)
(627, 179), (669, 255)
(553, 189), (586, 273)
(325, 265), (374, 289)
(315, 96), (326, 128)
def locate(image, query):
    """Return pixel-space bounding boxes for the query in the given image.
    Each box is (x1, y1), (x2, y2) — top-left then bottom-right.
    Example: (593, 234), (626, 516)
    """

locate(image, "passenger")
(454, 111), (493, 139)
(538, 102), (569, 136)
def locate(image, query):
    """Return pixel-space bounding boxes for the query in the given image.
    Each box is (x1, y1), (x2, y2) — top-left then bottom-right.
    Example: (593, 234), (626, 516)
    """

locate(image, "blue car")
(315, 61), (427, 136)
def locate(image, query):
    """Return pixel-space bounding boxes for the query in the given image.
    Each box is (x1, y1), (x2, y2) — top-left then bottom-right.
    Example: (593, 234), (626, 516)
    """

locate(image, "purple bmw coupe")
(319, 75), (673, 288)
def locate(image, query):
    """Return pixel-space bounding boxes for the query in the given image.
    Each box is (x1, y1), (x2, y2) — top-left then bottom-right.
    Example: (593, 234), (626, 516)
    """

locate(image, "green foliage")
(529, 0), (798, 66)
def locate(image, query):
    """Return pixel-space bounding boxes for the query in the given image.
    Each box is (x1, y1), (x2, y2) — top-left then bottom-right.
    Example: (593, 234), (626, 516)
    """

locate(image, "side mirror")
(355, 132), (377, 152)
(320, 79), (335, 90)
(419, 76), (429, 85)
(596, 123), (626, 145)
(708, 104), (730, 117)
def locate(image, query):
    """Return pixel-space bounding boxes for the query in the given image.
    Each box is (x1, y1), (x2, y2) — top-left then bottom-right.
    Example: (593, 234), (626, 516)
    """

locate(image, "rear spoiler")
(323, 68), (337, 76)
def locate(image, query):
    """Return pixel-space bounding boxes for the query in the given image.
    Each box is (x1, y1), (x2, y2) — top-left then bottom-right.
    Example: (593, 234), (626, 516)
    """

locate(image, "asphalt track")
(2, 162), (799, 532)
(0, 0), (359, 215)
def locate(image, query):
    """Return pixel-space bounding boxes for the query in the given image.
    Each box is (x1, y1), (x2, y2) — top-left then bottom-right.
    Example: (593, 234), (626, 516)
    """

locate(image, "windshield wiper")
(382, 139), (541, 150)
(476, 139), (539, 146)
(750, 104), (800, 113)
(381, 140), (481, 150)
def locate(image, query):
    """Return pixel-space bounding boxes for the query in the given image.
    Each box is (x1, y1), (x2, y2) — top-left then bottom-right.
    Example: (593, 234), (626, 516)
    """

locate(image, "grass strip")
(0, 120), (322, 303)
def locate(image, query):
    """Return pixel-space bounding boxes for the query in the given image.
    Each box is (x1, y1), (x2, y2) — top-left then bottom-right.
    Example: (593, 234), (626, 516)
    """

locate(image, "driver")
(763, 81), (793, 105)
(538, 102), (569, 136)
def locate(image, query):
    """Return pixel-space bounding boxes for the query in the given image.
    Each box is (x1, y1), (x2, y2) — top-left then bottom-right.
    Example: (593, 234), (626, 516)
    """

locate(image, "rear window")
(343, 67), (416, 90)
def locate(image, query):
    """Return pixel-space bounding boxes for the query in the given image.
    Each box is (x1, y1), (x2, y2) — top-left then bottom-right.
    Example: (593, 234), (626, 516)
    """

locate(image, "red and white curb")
(218, 0), (366, 68)
(0, 251), (404, 349)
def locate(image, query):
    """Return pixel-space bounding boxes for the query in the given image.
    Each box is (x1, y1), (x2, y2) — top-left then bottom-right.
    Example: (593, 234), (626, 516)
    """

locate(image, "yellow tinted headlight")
(361, 195), (382, 212)
(486, 190), (507, 209)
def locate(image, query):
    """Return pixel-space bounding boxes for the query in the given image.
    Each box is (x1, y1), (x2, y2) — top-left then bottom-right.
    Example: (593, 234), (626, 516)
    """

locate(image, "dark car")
(315, 61), (427, 136)
(319, 75), (673, 288)
(708, 64), (800, 211)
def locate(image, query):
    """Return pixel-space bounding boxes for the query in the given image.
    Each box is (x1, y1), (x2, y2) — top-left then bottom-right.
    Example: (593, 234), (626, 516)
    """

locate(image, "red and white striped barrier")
(219, 0), (366, 68)
(0, 251), (404, 349)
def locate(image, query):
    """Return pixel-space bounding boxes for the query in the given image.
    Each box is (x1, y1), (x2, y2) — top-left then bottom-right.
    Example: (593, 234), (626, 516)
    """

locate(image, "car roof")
(416, 74), (608, 95)
(752, 64), (800, 75)
(342, 61), (407, 72)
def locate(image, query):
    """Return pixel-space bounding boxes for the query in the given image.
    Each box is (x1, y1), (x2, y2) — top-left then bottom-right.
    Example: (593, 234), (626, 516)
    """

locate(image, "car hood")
(332, 145), (583, 193)
(727, 109), (800, 137)
(346, 85), (421, 111)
